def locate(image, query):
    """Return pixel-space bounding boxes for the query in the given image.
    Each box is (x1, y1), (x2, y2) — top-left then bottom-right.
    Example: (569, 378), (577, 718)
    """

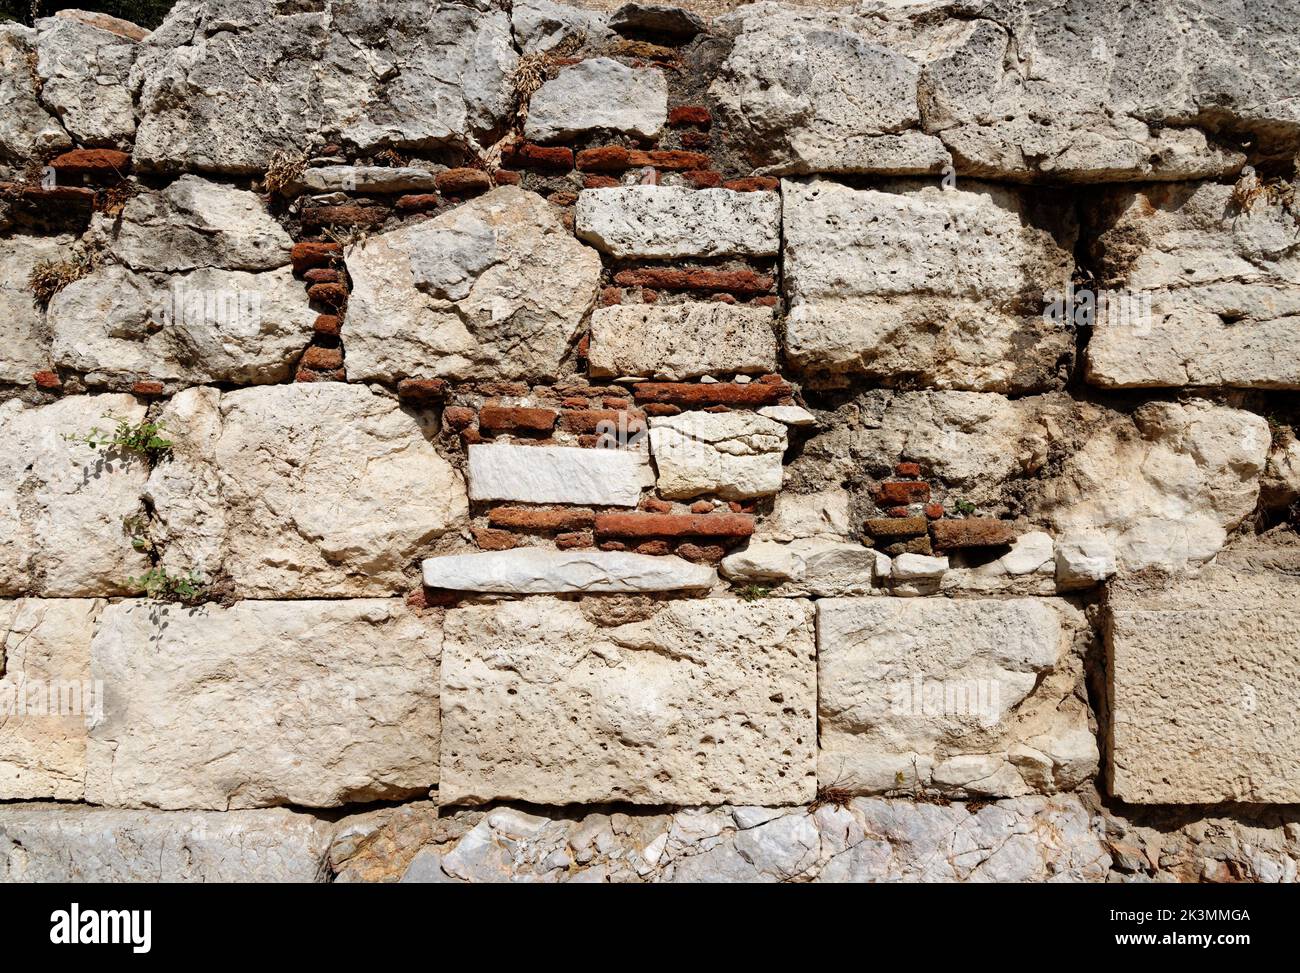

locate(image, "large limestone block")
(421, 549), (715, 593)
(525, 57), (667, 142)
(440, 598), (817, 806)
(86, 599), (441, 810)
(33, 15), (139, 147)
(1107, 564), (1300, 804)
(91, 175), (293, 273)
(576, 186), (781, 259)
(650, 410), (787, 500)
(1086, 182), (1300, 389)
(1039, 399), (1268, 572)
(0, 599), (102, 801)
(132, 0), (518, 173)
(0, 394), (150, 597)
(347, 187), (600, 382)
(0, 804), (333, 882)
(589, 302), (778, 380)
(146, 384), (468, 598)
(710, 7), (950, 175)
(512, 0), (612, 54)
(818, 597), (1097, 798)
(467, 443), (645, 507)
(0, 234), (75, 384)
(49, 264), (314, 387)
(782, 179), (1075, 391)
(0, 25), (70, 171)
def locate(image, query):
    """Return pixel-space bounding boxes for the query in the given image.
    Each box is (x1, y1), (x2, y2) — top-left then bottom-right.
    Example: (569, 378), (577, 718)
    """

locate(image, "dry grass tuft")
(264, 148), (308, 195)
(28, 249), (98, 307)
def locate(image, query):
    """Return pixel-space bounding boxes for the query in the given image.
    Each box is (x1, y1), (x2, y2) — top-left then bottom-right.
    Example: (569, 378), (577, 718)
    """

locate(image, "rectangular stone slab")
(421, 549), (716, 593)
(1107, 566), (1300, 803)
(467, 443), (645, 506)
(575, 186), (781, 259)
(85, 599), (441, 810)
(588, 302), (778, 380)
(439, 598), (816, 806)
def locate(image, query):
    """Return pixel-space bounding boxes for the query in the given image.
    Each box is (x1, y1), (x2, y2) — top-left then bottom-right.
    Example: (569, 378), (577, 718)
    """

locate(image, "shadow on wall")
(1, 0), (177, 29)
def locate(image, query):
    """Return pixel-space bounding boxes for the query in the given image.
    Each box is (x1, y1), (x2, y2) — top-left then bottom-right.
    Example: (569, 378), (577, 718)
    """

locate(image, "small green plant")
(734, 584), (771, 601)
(64, 414), (172, 461)
(126, 567), (208, 604)
(121, 513), (157, 556)
(953, 499), (977, 516)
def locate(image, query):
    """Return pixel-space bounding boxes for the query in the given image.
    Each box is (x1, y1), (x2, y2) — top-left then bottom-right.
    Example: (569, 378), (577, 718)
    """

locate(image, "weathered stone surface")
(650, 411), (787, 499)
(512, 0), (612, 54)
(146, 385), (467, 598)
(132, 0), (518, 172)
(1039, 399), (1268, 572)
(33, 15), (139, 148)
(1261, 429), (1300, 510)
(0, 599), (101, 801)
(711, 8), (950, 176)
(330, 795), (1110, 882)
(1086, 182), (1300, 389)
(609, 3), (704, 38)
(0, 803), (332, 882)
(91, 175), (292, 272)
(0, 25), (70, 172)
(468, 443), (645, 507)
(289, 165), (440, 195)
(1108, 560), (1300, 804)
(576, 186), (781, 259)
(440, 598), (816, 806)
(818, 597), (1097, 797)
(720, 538), (877, 596)
(588, 302), (777, 380)
(0, 394), (150, 597)
(422, 549), (715, 593)
(1054, 533), (1117, 590)
(50, 264), (313, 387)
(0, 234), (74, 384)
(526, 58), (667, 142)
(782, 179), (1075, 391)
(347, 187), (600, 382)
(86, 599), (440, 810)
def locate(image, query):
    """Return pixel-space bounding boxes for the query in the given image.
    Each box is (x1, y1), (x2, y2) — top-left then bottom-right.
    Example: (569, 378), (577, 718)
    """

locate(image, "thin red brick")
(594, 512), (755, 539)
(612, 268), (774, 294)
(723, 176), (780, 192)
(489, 507), (596, 531)
(668, 105), (712, 127)
(478, 405), (558, 435)
(397, 378), (448, 403)
(931, 518), (1016, 550)
(632, 381), (790, 408)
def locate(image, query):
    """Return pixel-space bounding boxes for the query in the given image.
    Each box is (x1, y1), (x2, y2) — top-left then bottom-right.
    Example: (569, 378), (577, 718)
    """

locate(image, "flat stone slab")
(576, 186), (781, 259)
(439, 597), (816, 806)
(817, 597), (1097, 797)
(0, 803), (332, 882)
(86, 599), (441, 810)
(1107, 564), (1300, 803)
(588, 302), (778, 381)
(649, 410), (787, 499)
(525, 57), (667, 142)
(468, 443), (645, 506)
(422, 549), (715, 593)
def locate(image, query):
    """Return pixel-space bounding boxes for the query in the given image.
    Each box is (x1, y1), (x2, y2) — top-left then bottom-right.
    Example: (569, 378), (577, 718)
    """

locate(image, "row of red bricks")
(864, 463), (1017, 551)
(290, 242), (349, 381)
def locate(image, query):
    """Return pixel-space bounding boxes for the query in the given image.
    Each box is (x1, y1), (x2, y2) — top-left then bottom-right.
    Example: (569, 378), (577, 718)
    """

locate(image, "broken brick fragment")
(33, 370), (61, 390)
(675, 542), (727, 563)
(683, 169), (721, 188)
(300, 204), (387, 228)
(668, 105), (712, 128)
(632, 381), (790, 408)
(583, 174), (621, 189)
(304, 267), (341, 284)
(290, 241), (341, 274)
(576, 146), (711, 172)
(478, 405), (558, 435)
(435, 168), (491, 196)
(307, 282), (348, 308)
(131, 380), (164, 396)
(895, 461), (923, 478)
(864, 517), (928, 539)
(397, 378), (448, 404)
(639, 497), (673, 513)
(505, 143), (574, 171)
(301, 345), (344, 370)
(875, 481), (931, 505)
(49, 148), (131, 183)
(395, 193), (440, 212)
(443, 406), (477, 430)
(723, 176), (780, 192)
(313, 314), (342, 337)
(493, 169), (521, 186)
(473, 527), (521, 551)
(555, 530), (594, 550)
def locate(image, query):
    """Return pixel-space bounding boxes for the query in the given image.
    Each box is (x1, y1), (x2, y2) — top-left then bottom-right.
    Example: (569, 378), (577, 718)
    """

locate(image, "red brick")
(594, 512), (755, 540)
(675, 542), (727, 564)
(690, 500), (714, 514)
(307, 282), (348, 308)
(562, 396), (591, 408)
(576, 333), (590, 357)
(584, 174), (622, 189)
(602, 397), (629, 410)
(632, 381), (790, 408)
(577, 146), (711, 173)
(505, 143), (574, 171)
(639, 497), (673, 513)
(723, 176), (780, 192)
(710, 293), (736, 304)
(895, 462), (922, 478)
(548, 190), (578, 207)
(494, 169), (521, 186)
(559, 408), (644, 435)
(599, 540), (628, 552)
(473, 526), (521, 551)
(131, 380), (164, 396)
(488, 507), (596, 531)
(395, 193), (440, 212)
(435, 168), (491, 196)
(460, 427), (484, 446)
(679, 130), (711, 149)
(397, 378), (448, 404)
(0, 183), (96, 205)
(875, 481), (931, 505)
(49, 148), (131, 182)
(864, 517), (927, 539)
(636, 540), (672, 556)
(290, 242), (341, 274)
(313, 314), (342, 336)
(555, 531), (593, 550)
(33, 370), (61, 390)
(757, 374), (784, 384)
(668, 105), (712, 128)
(751, 295), (779, 307)
(642, 403), (680, 416)
(886, 506), (910, 518)
(304, 267), (341, 284)
(478, 405), (558, 435)
(294, 366), (345, 383)
(683, 169), (721, 188)
(301, 345), (344, 370)
(931, 518), (1016, 550)
(301, 204), (387, 228)
(924, 503), (945, 520)
(641, 289), (658, 303)
(443, 406), (477, 430)
(612, 268), (774, 295)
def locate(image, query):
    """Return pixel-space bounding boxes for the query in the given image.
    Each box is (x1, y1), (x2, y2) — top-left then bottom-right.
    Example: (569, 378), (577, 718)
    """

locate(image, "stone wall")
(2, 0), (1299, 883)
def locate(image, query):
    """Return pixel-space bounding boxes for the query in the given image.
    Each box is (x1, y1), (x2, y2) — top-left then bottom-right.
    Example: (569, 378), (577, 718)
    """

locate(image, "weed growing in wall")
(125, 566), (208, 604)
(63, 414), (173, 462)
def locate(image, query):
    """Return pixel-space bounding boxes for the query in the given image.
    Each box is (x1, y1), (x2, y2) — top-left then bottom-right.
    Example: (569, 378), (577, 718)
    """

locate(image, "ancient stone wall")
(2, 0), (1300, 882)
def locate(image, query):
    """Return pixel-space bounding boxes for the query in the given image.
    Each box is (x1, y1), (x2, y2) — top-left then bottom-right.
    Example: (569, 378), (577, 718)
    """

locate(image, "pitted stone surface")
(0, 234), (75, 385)
(0, 25), (71, 172)
(525, 58), (668, 142)
(33, 14), (140, 148)
(576, 187), (781, 259)
(439, 597), (816, 806)
(85, 599), (440, 811)
(589, 303), (778, 381)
